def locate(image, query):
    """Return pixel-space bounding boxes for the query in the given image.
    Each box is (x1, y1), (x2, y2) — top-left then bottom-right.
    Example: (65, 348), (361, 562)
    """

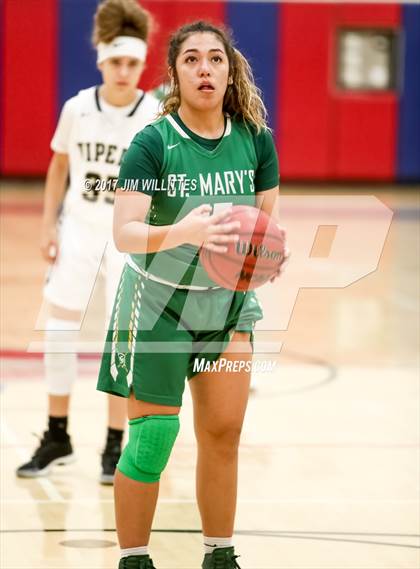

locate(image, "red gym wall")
(278, 4), (401, 180)
(1, 1), (419, 181)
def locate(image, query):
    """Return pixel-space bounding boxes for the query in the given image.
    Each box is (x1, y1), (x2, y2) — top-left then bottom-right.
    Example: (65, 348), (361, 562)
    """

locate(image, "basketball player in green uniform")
(97, 21), (286, 569)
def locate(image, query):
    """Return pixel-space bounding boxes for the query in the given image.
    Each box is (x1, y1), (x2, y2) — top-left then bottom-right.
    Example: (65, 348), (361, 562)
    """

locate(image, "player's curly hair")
(160, 21), (268, 132)
(92, 0), (152, 45)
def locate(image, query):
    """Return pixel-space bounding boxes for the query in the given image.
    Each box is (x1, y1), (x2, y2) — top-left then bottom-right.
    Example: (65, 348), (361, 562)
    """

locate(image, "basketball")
(200, 205), (286, 291)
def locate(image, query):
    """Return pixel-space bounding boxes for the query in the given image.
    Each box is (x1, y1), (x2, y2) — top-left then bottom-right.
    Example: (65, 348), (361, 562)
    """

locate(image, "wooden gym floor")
(1, 182), (419, 568)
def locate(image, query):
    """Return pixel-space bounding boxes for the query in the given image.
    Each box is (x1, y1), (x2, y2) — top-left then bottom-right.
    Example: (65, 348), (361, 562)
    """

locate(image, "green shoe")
(118, 555), (156, 569)
(202, 547), (242, 568)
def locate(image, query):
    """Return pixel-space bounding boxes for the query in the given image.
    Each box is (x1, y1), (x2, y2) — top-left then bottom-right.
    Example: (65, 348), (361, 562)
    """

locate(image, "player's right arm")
(41, 97), (76, 262)
(113, 127), (239, 254)
(40, 152), (69, 263)
(113, 192), (238, 254)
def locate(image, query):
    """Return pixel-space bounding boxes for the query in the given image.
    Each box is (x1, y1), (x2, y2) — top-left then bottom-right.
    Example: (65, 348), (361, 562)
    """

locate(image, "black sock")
(106, 427), (124, 446)
(48, 416), (68, 441)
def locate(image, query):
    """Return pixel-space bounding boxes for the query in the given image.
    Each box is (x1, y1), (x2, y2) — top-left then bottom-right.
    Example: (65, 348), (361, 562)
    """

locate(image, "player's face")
(175, 32), (230, 112)
(99, 56), (144, 93)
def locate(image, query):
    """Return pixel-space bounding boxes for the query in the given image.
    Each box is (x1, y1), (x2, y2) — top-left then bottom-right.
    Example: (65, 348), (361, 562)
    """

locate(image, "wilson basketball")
(200, 205), (286, 291)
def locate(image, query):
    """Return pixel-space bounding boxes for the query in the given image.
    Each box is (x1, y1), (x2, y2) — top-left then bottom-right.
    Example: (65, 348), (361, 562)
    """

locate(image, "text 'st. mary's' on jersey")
(118, 114), (279, 287)
(51, 86), (160, 230)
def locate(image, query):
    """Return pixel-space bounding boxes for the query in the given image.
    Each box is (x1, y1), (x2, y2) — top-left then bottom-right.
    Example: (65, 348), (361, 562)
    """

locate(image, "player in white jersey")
(16, 0), (159, 484)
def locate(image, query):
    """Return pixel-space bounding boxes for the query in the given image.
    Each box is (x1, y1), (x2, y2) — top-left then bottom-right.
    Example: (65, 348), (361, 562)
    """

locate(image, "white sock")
(204, 536), (233, 554)
(120, 546), (148, 558)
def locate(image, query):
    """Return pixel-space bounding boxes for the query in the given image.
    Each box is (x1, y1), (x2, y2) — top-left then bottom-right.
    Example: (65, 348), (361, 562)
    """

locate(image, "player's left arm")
(253, 129), (289, 279)
(255, 187), (279, 222)
(256, 187), (289, 280)
(253, 127), (280, 222)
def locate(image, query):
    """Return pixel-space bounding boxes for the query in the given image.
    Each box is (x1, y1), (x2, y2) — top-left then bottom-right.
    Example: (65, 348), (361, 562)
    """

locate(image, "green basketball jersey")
(118, 114), (279, 286)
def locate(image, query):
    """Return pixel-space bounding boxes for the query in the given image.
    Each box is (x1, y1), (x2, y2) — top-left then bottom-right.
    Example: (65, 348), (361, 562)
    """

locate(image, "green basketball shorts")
(97, 263), (263, 407)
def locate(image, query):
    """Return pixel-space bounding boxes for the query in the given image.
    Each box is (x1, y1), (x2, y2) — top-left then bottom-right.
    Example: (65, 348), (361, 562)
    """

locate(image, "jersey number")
(82, 172), (117, 204)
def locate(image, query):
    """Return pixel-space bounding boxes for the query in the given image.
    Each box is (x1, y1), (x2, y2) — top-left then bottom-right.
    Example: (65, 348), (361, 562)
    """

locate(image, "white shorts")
(44, 214), (124, 315)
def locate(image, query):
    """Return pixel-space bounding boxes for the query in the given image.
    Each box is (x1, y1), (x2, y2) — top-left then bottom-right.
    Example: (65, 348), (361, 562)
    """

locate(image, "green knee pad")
(117, 415), (180, 483)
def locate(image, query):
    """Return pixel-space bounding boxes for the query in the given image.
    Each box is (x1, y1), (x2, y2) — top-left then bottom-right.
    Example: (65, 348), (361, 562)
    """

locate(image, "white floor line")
(1, 498), (419, 505)
(1, 419), (64, 503)
(26, 341), (284, 354)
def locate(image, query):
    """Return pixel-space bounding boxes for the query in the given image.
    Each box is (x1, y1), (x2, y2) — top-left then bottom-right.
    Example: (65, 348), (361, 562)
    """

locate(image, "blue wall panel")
(58, 0), (101, 112)
(398, 5), (420, 181)
(226, 2), (280, 130)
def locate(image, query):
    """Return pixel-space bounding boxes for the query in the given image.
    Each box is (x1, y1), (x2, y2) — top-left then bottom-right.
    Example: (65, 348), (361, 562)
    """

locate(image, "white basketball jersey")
(51, 86), (160, 230)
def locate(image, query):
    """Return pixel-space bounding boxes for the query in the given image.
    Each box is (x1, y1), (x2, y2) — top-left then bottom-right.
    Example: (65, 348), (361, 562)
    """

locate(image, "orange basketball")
(199, 205), (286, 291)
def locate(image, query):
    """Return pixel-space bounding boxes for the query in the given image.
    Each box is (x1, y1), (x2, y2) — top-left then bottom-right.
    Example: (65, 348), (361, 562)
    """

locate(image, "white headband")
(97, 36), (147, 64)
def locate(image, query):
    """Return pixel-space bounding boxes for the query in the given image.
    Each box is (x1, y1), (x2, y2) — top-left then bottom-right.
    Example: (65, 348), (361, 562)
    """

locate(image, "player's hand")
(270, 246), (290, 282)
(177, 204), (240, 253)
(40, 223), (59, 263)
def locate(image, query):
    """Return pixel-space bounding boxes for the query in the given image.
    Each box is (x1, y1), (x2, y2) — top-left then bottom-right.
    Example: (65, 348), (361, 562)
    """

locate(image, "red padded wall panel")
(333, 5), (400, 179)
(337, 4), (400, 26)
(2, 0), (57, 175)
(334, 95), (397, 180)
(277, 5), (336, 180)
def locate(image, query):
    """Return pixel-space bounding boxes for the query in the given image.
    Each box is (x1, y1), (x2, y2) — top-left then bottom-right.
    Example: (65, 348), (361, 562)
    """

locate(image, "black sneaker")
(16, 431), (74, 478)
(118, 555), (156, 569)
(100, 439), (122, 485)
(202, 547), (242, 568)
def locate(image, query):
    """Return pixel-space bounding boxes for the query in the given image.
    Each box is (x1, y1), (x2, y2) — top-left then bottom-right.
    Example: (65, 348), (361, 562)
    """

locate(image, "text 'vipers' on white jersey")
(51, 86), (160, 229)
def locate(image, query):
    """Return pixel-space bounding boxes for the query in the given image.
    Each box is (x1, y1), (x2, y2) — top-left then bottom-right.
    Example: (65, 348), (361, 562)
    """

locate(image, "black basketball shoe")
(16, 431), (74, 478)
